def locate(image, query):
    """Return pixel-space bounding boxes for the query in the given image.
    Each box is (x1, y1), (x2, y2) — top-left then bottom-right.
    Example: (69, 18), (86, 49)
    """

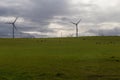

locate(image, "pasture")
(0, 36), (120, 80)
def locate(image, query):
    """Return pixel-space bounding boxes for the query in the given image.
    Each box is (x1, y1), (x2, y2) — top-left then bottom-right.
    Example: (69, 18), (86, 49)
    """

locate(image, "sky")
(0, 0), (120, 38)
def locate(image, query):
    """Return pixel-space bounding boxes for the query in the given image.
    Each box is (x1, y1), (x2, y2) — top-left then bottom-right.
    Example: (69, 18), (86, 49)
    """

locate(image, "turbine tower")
(6, 17), (18, 38)
(70, 19), (82, 37)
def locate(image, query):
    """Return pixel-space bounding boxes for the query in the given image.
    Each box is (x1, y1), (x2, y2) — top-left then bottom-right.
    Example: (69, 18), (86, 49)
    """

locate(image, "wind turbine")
(5, 17), (18, 38)
(70, 19), (82, 37)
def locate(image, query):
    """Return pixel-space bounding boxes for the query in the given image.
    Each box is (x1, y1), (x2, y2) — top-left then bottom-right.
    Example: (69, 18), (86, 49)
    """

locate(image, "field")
(0, 36), (120, 80)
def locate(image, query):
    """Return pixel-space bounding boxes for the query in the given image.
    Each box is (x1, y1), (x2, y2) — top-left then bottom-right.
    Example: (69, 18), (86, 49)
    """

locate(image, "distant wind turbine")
(70, 19), (82, 37)
(5, 17), (18, 38)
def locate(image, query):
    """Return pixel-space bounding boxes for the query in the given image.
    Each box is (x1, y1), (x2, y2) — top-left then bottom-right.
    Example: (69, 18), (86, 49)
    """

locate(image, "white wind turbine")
(5, 17), (19, 38)
(70, 18), (82, 37)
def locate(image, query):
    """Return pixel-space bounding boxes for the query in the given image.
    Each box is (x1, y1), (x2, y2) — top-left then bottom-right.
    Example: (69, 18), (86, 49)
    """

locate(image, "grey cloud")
(87, 27), (120, 36)
(0, 0), (120, 38)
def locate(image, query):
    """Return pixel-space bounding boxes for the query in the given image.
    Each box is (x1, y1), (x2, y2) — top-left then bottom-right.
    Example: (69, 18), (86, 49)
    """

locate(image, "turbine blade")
(77, 19), (82, 24)
(13, 17), (18, 23)
(70, 21), (76, 25)
(13, 24), (17, 30)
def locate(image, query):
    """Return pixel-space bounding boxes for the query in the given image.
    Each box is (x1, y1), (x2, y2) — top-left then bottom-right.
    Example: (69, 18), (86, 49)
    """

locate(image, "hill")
(0, 36), (120, 80)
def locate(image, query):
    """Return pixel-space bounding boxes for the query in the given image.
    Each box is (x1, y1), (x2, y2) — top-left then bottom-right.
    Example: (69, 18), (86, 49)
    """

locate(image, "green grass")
(0, 36), (120, 80)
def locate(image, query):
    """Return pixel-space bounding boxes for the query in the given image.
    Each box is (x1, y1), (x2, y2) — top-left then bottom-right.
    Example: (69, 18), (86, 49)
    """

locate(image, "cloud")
(0, 0), (120, 38)
(87, 27), (120, 36)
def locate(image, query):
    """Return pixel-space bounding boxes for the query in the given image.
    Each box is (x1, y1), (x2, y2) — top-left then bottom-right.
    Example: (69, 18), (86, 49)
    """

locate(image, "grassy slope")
(0, 37), (120, 80)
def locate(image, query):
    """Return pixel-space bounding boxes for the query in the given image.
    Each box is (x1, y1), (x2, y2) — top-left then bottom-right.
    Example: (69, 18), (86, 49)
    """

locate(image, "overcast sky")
(0, 0), (120, 38)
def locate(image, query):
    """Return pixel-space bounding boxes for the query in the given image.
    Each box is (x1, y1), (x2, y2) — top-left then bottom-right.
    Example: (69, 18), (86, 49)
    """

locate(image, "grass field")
(0, 36), (120, 80)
